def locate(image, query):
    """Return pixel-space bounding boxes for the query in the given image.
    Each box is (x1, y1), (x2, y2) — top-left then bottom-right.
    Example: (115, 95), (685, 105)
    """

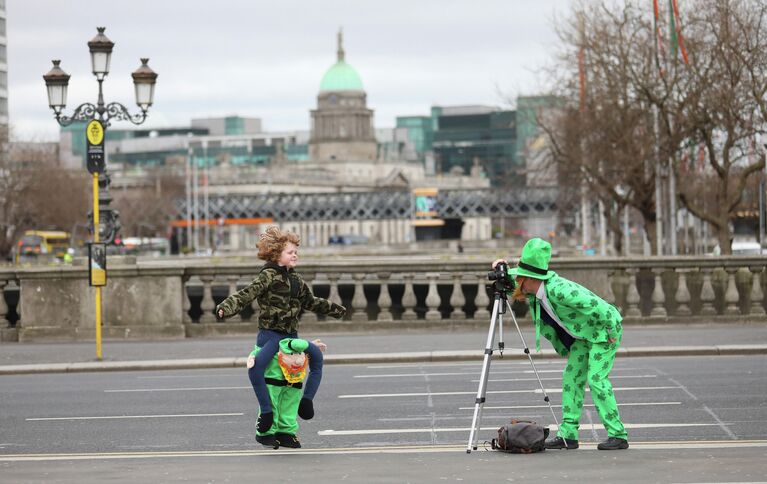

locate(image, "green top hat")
(508, 238), (554, 281)
(279, 338), (309, 354)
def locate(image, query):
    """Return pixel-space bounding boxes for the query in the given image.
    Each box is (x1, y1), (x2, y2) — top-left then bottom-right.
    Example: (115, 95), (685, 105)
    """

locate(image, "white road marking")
(666, 376), (738, 440)
(354, 361), (647, 372)
(338, 386), (680, 399)
(483, 374), (658, 383)
(137, 373), (242, 379)
(318, 422), (724, 436)
(1, 441), (765, 461)
(26, 413), (244, 422)
(366, 361), (565, 369)
(104, 386), (250, 393)
(355, 370), (520, 378)
(458, 401), (683, 410)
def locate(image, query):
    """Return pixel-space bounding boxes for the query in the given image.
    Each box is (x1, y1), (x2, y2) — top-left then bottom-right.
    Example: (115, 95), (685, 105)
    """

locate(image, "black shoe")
(275, 432), (302, 448)
(255, 433), (278, 449)
(545, 436), (579, 449)
(298, 398), (314, 420)
(597, 437), (629, 450)
(256, 412), (274, 434)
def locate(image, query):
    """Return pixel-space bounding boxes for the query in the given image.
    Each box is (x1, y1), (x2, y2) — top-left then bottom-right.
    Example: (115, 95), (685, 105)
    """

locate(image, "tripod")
(466, 279), (560, 453)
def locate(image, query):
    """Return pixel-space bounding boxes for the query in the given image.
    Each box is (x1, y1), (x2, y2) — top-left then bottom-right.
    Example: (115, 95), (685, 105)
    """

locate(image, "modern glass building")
(430, 105), (517, 187)
(395, 116), (433, 158)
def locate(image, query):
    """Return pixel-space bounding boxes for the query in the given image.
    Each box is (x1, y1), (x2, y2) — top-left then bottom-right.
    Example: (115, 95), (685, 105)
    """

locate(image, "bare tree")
(542, 0), (767, 255)
(0, 138), (90, 259)
(541, 2), (664, 253)
(112, 167), (185, 238)
(671, 0), (767, 254)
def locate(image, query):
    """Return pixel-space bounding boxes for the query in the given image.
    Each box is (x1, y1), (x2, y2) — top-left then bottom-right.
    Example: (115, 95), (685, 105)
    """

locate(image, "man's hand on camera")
(491, 259), (508, 269)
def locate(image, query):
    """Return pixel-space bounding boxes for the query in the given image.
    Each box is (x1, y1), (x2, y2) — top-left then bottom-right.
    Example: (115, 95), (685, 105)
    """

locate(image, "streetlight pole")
(203, 139), (210, 252)
(185, 134), (193, 251)
(43, 27), (157, 360)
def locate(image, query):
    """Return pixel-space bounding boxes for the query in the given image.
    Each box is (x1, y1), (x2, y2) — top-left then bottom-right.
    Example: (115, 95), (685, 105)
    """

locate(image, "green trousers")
(258, 384), (301, 436)
(557, 336), (628, 441)
(251, 346), (303, 437)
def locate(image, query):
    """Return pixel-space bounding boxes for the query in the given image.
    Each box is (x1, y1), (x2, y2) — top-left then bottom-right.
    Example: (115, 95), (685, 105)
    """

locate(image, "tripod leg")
(467, 296), (501, 453)
(505, 299), (561, 429)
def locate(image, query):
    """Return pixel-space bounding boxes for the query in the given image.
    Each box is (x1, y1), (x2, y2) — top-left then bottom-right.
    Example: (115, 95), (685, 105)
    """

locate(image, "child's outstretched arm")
(216, 270), (272, 319)
(298, 281), (346, 319)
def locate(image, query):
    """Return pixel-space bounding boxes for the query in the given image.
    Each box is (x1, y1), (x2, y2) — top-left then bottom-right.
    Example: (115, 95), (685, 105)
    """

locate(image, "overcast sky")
(7, 0), (571, 141)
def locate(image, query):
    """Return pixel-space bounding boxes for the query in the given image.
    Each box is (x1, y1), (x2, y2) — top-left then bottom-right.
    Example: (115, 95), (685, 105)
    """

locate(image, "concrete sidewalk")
(1, 322), (766, 375)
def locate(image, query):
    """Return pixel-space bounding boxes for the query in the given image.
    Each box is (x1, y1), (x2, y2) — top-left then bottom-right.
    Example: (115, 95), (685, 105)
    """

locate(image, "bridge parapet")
(3, 256), (766, 341)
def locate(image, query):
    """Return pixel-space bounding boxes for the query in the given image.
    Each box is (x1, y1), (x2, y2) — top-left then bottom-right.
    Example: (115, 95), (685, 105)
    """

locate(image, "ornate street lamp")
(43, 27), (158, 360)
(43, 27), (158, 245)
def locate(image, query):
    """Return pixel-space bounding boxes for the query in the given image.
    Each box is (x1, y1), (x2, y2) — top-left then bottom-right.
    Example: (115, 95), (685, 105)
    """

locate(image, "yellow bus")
(15, 230), (71, 264)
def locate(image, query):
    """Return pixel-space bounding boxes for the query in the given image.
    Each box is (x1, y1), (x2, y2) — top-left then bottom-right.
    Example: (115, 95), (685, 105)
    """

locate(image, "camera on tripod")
(487, 262), (515, 290)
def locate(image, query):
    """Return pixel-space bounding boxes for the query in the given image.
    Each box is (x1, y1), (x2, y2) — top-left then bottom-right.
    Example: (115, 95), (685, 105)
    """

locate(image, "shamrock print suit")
(528, 273), (628, 442)
(507, 237), (628, 444)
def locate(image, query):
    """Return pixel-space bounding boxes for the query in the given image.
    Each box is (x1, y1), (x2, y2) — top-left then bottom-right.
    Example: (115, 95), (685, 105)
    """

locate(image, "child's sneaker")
(274, 432), (301, 448)
(256, 433), (279, 449)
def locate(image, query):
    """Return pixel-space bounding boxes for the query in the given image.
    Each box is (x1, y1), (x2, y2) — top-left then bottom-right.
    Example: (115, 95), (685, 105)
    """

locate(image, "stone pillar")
(724, 268), (741, 315)
(450, 274), (466, 319)
(0, 279), (8, 327)
(302, 272), (318, 323)
(624, 268), (642, 317)
(181, 276), (192, 324)
(377, 272), (393, 321)
(401, 273), (418, 320)
(699, 268), (717, 316)
(327, 272), (342, 311)
(474, 275), (490, 320)
(604, 270), (616, 305)
(650, 268), (667, 318)
(749, 266), (766, 316)
(199, 275), (217, 323)
(351, 273), (367, 322)
(425, 273), (441, 320)
(674, 269), (692, 316)
(224, 275), (238, 321)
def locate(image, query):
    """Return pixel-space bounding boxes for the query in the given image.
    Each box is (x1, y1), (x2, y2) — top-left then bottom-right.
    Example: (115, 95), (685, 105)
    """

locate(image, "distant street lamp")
(43, 27), (157, 360)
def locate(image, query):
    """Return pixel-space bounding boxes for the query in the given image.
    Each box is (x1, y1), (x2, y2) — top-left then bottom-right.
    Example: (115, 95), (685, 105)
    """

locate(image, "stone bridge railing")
(2, 256), (766, 342)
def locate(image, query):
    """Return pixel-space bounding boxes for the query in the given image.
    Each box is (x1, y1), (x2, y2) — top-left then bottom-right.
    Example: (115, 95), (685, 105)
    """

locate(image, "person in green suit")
(248, 337), (320, 448)
(492, 238), (629, 451)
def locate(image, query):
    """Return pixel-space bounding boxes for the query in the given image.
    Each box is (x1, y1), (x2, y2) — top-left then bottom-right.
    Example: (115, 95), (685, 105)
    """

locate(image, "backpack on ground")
(491, 419), (549, 454)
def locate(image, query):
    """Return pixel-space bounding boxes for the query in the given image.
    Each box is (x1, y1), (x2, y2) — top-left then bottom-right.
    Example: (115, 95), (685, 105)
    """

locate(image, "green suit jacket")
(527, 272), (622, 356)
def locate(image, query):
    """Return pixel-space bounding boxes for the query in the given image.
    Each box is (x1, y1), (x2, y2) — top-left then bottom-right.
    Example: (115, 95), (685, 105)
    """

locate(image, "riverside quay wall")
(1, 255), (766, 342)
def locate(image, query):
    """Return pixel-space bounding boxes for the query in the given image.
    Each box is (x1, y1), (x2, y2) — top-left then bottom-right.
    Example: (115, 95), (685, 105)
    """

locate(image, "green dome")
(319, 60), (363, 92)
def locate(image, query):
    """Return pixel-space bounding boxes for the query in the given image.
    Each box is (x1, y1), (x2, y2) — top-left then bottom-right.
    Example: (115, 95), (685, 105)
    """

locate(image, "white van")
(712, 240), (765, 256)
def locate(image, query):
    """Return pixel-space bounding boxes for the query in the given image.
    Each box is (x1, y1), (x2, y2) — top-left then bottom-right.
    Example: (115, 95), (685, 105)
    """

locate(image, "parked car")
(711, 240), (765, 256)
(328, 234), (370, 245)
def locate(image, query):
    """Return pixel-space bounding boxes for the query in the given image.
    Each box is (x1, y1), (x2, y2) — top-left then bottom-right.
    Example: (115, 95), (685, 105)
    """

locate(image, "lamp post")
(43, 27), (157, 360)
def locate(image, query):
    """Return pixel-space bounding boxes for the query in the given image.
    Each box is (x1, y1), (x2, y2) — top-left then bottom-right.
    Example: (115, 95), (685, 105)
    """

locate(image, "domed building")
(309, 30), (377, 161)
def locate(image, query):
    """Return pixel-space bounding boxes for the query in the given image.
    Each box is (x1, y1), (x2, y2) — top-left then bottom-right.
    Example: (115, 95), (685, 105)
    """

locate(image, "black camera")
(488, 262), (510, 282)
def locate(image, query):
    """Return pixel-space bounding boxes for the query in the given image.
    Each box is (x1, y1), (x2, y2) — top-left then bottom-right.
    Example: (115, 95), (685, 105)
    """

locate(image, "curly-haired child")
(216, 226), (346, 447)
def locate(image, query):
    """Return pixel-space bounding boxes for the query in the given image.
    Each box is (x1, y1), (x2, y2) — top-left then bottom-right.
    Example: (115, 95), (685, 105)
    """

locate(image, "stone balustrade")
(2, 255), (766, 341)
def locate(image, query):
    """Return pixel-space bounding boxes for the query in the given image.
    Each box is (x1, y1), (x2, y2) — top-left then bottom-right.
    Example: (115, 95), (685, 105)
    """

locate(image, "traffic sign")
(86, 119), (105, 174)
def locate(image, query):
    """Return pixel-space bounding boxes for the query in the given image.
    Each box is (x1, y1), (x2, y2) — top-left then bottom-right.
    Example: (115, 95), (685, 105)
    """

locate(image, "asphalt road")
(1, 355), (766, 482)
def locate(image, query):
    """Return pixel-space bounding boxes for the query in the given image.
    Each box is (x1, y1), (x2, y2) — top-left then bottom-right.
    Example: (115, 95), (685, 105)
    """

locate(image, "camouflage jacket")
(216, 262), (346, 334)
